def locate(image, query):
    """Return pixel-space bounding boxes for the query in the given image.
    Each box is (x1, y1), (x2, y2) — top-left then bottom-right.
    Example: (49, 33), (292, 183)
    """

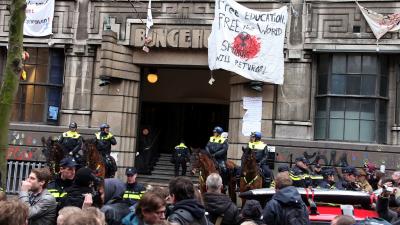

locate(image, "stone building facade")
(2, 0), (400, 178)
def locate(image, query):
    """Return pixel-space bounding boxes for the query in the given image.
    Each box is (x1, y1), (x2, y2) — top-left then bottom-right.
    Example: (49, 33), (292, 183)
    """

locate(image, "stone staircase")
(137, 153), (198, 187)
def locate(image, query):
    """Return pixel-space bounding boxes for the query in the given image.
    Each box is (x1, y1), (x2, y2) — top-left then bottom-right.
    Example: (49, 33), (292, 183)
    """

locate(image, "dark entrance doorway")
(140, 102), (229, 153)
(137, 68), (231, 155)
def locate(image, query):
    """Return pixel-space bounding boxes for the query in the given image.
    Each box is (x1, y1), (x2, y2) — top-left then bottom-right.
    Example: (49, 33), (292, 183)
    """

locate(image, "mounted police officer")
(58, 122), (83, 159)
(317, 167), (336, 189)
(123, 167), (146, 205)
(47, 157), (77, 209)
(248, 131), (273, 187)
(95, 123), (117, 177)
(206, 126), (228, 184)
(172, 141), (190, 177)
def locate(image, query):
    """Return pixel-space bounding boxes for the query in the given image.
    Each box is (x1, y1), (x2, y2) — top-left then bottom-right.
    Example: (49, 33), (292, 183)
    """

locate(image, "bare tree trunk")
(0, 0), (25, 190)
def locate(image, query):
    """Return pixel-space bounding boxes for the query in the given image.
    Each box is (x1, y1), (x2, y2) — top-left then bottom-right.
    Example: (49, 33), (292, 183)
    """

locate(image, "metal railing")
(6, 160), (45, 194)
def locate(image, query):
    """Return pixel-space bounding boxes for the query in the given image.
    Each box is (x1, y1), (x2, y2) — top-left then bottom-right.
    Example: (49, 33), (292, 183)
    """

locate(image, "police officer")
(58, 122), (83, 157)
(123, 167), (146, 205)
(172, 141), (190, 177)
(205, 126), (228, 182)
(48, 157), (77, 207)
(317, 167), (336, 189)
(336, 166), (362, 191)
(95, 123), (117, 176)
(248, 131), (273, 187)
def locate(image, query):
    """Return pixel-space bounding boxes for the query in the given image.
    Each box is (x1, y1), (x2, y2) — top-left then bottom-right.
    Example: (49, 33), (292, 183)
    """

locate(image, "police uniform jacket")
(59, 131), (83, 154)
(47, 176), (73, 203)
(248, 141), (268, 165)
(317, 179), (336, 189)
(205, 136), (228, 161)
(173, 143), (190, 162)
(95, 132), (117, 155)
(123, 182), (146, 204)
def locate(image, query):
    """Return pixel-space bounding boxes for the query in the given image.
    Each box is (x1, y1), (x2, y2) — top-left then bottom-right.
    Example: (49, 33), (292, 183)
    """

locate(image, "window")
(11, 48), (64, 124)
(315, 54), (388, 143)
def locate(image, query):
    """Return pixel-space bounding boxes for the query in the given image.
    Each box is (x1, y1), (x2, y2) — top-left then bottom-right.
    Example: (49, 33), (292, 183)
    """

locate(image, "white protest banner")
(24, 0), (54, 37)
(208, 0), (287, 85)
(357, 2), (400, 40)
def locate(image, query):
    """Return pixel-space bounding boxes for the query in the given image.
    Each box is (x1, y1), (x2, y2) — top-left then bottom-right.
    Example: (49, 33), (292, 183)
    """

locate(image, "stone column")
(61, 45), (96, 127)
(91, 31), (140, 178)
(228, 75), (275, 163)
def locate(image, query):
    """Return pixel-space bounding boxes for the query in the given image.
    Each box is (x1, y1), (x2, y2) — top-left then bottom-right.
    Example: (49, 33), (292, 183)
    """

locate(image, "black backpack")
(281, 202), (310, 225)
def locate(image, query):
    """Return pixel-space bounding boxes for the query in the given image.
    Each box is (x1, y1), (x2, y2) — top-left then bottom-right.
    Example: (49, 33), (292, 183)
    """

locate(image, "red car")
(240, 188), (389, 224)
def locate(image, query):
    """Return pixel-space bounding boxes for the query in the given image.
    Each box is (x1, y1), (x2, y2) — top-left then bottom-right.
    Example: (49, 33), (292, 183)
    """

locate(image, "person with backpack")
(167, 177), (213, 225)
(262, 172), (310, 225)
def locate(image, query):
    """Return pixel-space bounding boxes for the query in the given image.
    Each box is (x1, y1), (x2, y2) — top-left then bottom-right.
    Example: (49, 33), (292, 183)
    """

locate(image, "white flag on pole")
(145, 0), (153, 38)
(357, 2), (400, 40)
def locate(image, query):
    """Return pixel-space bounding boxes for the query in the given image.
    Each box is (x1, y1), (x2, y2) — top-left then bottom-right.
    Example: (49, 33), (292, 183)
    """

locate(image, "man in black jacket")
(59, 167), (99, 209)
(203, 173), (240, 225)
(262, 172), (310, 225)
(167, 177), (211, 225)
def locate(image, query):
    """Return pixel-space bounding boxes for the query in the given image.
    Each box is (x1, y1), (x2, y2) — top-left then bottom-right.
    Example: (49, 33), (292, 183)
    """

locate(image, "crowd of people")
(2, 125), (400, 225)
(2, 165), (399, 225)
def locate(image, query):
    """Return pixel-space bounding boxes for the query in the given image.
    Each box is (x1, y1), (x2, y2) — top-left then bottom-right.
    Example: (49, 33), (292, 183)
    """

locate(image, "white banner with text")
(208, 0), (287, 84)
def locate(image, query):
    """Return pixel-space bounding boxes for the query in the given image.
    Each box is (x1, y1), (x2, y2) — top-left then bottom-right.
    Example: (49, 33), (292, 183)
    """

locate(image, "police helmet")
(100, 123), (110, 130)
(213, 126), (223, 134)
(251, 131), (262, 140)
(69, 122), (77, 129)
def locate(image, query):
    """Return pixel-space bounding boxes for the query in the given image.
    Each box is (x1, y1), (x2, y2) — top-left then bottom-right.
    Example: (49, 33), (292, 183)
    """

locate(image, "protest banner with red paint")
(208, 0), (287, 85)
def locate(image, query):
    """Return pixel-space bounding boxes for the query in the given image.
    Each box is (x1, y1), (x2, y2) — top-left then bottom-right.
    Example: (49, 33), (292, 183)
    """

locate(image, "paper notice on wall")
(242, 97), (262, 136)
(110, 152), (118, 163)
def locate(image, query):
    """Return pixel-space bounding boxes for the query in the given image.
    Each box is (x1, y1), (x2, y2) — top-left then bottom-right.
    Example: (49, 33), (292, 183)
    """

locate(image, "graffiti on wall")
(7, 131), (47, 161)
(275, 148), (400, 171)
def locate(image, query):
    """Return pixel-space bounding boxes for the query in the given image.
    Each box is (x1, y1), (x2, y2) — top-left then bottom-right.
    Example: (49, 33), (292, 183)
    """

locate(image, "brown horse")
(42, 136), (65, 176)
(240, 146), (263, 204)
(82, 139), (108, 178)
(191, 148), (237, 204)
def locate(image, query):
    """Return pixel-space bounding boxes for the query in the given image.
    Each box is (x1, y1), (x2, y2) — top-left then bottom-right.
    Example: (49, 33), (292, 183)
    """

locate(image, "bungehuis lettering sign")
(131, 26), (211, 48)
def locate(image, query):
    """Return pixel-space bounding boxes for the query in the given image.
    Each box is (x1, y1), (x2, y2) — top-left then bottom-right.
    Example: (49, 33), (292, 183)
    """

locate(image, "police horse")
(191, 148), (237, 204)
(42, 137), (116, 179)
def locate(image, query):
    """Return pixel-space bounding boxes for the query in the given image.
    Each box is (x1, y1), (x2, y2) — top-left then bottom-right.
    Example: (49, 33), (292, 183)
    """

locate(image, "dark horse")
(42, 137), (65, 176)
(42, 137), (114, 179)
(191, 148), (237, 204)
(240, 146), (263, 204)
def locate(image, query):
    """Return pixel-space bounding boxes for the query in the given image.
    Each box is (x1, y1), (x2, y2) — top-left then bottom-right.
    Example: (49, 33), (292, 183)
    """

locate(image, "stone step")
(138, 174), (198, 182)
(154, 165), (175, 170)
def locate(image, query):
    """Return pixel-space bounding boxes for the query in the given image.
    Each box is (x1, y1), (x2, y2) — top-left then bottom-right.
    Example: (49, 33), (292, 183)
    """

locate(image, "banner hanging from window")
(357, 2), (400, 40)
(208, 0), (287, 85)
(24, 0), (54, 37)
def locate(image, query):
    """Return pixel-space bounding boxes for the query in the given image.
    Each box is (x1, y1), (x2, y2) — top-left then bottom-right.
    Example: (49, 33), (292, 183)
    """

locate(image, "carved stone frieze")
(305, 2), (400, 46)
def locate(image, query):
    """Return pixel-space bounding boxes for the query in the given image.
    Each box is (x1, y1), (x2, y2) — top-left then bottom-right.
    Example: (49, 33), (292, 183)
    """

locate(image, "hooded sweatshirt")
(203, 192), (240, 225)
(168, 199), (210, 225)
(262, 186), (309, 225)
(101, 178), (130, 225)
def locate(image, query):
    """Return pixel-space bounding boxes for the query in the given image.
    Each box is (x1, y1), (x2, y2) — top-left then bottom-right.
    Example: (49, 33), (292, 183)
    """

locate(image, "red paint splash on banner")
(232, 32), (261, 60)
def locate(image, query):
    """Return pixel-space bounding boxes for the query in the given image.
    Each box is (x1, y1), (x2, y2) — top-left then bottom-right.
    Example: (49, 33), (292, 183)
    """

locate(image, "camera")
(383, 185), (394, 193)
